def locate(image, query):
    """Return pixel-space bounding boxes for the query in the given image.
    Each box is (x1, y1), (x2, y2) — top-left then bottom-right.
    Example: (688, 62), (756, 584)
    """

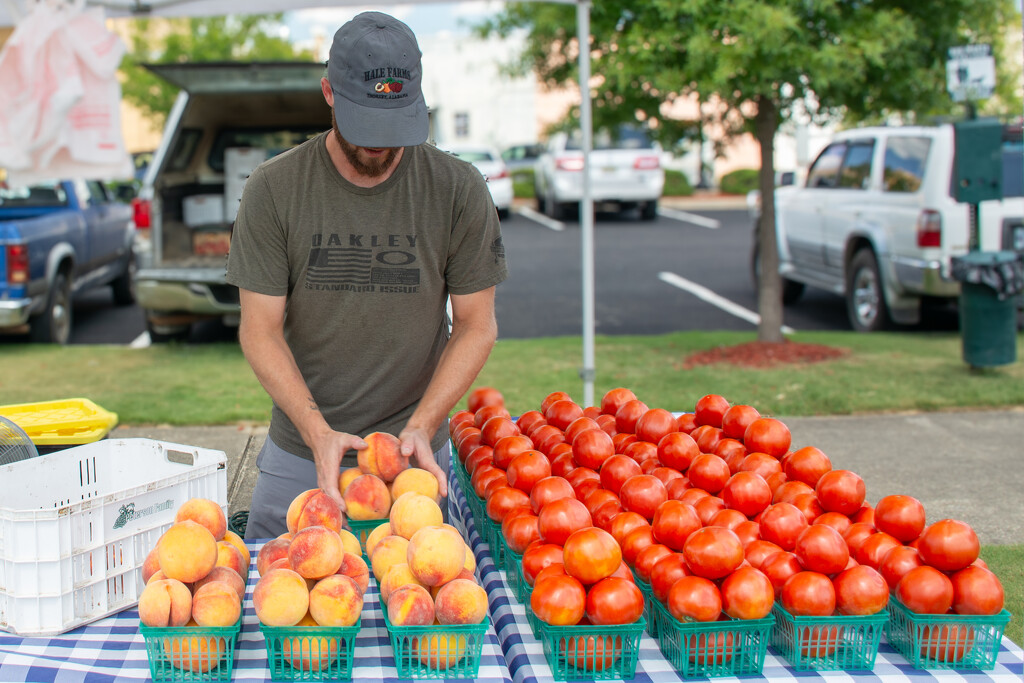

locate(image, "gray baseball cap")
(328, 12), (429, 148)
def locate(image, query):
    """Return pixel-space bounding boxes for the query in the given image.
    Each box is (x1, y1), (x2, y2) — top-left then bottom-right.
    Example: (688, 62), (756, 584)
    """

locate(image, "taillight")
(555, 157), (585, 172)
(634, 156), (660, 170)
(132, 197), (151, 229)
(916, 209), (941, 248)
(488, 167), (510, 180)
(7, 244), (28, 285)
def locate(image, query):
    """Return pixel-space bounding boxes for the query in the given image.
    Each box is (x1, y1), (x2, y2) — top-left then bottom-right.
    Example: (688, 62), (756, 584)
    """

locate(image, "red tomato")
(721, 404), (760, 440)
(549, 451), (575, 479)
(620, 525), (656, 567)
(872, 494), (926, 543)
(563, 527), (622, 585)
(850, 504), (874, 525)
(595, 413), (617, 437)
(951, 565), (1005, 615)
(529, 476), (576, 514)
(449, 409), (475, 439)
(855, 531), (902, 570)
(896, 565), (954, 614)
(609, 561), (635, 582)
(721, 471), (772, 518)
(814, 470), (865, 516)
(583, 406), (602, 420)
(692, 425), (725, 454)
(667, 575), (722, 622)
(790, 492), (825, 524)
(833, 565), (889, 615)
(456, 428), (483, 462)
(916, 519), (980, 572)
(783, 446), (832, 487)
(635, 408), (678, 445)
(650, 466), (684, 488)
(471, 466), (506, 499)
(743, 418), (791, 458)
(571, 428), (615, 470)
(773, 480), (815, 505)
(531, 424), (567, 457)
(592, 500), (624, 531)
(538, 497), (593, 546)
(582, 488), (619, 517)
(676, 413), (698, 433)
(745, 540), (784, 570)
(720, 566), (774, 619)
(612, 432), (638, 453)
(793, 524), (850, 575)
(515, 410), (547, 438)
(615, 399), (649, 434)
(565, 417), (602, 445)
(465, 445), (494, 476)
(474, 404), (511, 429)
(842, 522), (878, 559)
(685, 453), (730, 494)
(485, 486), (532, 523)
(738, 452), (783, 481)
(565, 467), (600, 499)
(758, 502), (810, 551)
(623, 440), (658, 465)
(505, 449), (552, 494)
(813, 511), (852, 537)
(503, 511), (542, 554)
(693, 495), (727, 526)
(878, 544), (924, 592)
(522, 543), (565, 586)
(585, 576), (644, 625)
(545, 400), (585, 432)
(683, 526), (745, 580)
(709, 508), (747, 531)
(609, 511), (649, 547)
(781, 571), (836, 616)
(534, 562), (568, 585)
(762, 551), (802, 598)
(920, 624), (974, 663)
(531, 574), (586, 625)
(634, 543), (675, 584)
(694, 394), (730, 428)
(651, 499), (702, 552)
(559, 633), (620, 672)
(540, 391), (573, 415)
(715, 438), (749, 473)
(678, 487), (709, 507)
(650, 553), (690, 603)
(467, 386), (504, 413)
(600, 387), (637, 417)
(618, 474), (668, 521)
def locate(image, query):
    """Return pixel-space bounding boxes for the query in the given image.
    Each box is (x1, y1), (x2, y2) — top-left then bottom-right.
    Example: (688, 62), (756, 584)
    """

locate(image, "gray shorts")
(244, 436), (453, 540)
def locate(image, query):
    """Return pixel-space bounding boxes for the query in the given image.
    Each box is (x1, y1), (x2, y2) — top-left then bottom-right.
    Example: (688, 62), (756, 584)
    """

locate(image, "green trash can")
(951, 251), (1024, 368)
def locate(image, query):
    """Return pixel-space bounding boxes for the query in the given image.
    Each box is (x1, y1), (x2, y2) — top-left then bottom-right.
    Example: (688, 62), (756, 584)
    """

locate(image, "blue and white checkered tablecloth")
(446, 474), (1024, 683)
(0, 536), (512, 682)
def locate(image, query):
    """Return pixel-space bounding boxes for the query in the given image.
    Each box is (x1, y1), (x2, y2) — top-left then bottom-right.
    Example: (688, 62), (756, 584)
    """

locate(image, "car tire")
(751, 237), (805, 305)
(846, 248), (890, 332)
(111, 250), (137, 306)
(544, 192), (565, 221)
(641, 199), (658, 221)
(30, 271), (72, 344)
(146, 319), (190, 344)
(497, 207), (510, 221)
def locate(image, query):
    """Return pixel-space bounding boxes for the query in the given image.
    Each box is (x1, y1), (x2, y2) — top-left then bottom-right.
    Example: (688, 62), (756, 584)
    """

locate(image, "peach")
(256, 537), (292, 577)
(282, 612), (339, 671)
(380, 563), (425, 603)
(222, 529), (251, 573)
(142, 546), (162, 584)
(463, 547), (477, 574)
(193, 566), (246, 602)
(417, 631), (468, 669)
(278, 532), (293, 542)
(215, 541), (247, 578)
(407, 526), (467, 587)
(287, 488), (346, 536)
(434, 578), (488, 625)
(387, 584), (435, 626)
(339, 467), (362, 494)
(191, 581), (242, 627)
(138, 578), (192, 627)
(338, 528), (362, 556)
(365, 522), (392, 558)
(288, 526), (344, 580)
(336, 552), (370, 597)
(358, 431), (410, 482)
(164, 619), (223, 672)
(174, 498), (227, 541)
(391, 468), (441, 502)
(370, 535), (411, 583)
(158, 520), (218, 584)
(390, 493), (443, 540)
(343, 474), (392, 521)
(147, 569), (171, 584)
(254, 568), (310, 626)
(429, 568), (476, 599)
(309, 574), (363, 627)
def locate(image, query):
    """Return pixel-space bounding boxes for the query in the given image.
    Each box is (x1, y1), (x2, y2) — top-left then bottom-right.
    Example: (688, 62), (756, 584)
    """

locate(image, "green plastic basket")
(346, 517), (390, 559)
(501, 537), (530, 603)
(632, 574), (659, 638)
(260, 619), (361, 681)
(140, 616), (242, 683)
(479, 514), (505, 566)
(651, 598), (773, 679)
(531, 608), (646, 681)
(454, 458), (485, 528)
(770, 602), (888, 671)
(885, 595), (1011, 670)
(380, 603), (489, 678)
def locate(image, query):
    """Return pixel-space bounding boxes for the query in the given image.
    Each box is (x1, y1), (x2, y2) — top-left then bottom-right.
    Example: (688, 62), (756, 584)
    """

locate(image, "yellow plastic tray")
(0, 398), (119, 446)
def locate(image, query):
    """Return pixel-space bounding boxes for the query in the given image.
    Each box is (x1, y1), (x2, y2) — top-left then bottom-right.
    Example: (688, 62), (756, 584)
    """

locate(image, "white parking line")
(658, 271), (797, 334)
(658, 207), (721, 229)
(516, 206), (565, 231)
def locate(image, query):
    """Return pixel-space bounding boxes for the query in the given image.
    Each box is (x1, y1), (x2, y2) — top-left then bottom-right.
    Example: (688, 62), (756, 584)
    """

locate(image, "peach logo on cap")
(374, 78), (404, 93)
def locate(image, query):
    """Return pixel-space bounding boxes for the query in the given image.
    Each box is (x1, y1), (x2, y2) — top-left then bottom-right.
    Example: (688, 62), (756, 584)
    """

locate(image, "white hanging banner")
(0, 0), (133, 183)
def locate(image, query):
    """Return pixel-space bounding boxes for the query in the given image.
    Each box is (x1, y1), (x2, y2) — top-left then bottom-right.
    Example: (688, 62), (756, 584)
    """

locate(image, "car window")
(208, 128), (323, 172)
(806, 143), (847, 188)
(565, 126), (654, 151)
(452, 150), (495, 163)
(838, 141), (874, 189)
(167, 129), (203, 173)
(883, 136), (930, 193)
(0, 181), (68, 207)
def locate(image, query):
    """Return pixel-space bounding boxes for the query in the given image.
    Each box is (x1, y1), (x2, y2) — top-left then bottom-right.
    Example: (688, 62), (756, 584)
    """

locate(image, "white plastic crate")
(0, 438), (227, 636)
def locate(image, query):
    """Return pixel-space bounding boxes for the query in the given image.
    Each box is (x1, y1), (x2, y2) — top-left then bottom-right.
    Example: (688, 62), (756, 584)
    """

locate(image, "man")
(226, 11), (508, 539)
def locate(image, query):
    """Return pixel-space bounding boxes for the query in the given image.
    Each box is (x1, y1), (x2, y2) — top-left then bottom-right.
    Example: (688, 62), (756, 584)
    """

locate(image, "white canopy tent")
(0, 0), (601, 407)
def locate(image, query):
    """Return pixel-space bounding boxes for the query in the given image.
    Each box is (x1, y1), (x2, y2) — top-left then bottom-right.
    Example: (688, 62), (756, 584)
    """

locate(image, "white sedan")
(444, 144), (514, 220)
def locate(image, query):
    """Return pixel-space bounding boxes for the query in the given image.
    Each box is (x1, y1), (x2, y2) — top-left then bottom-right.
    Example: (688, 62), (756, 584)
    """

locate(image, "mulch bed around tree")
(682, 340), (849, 369)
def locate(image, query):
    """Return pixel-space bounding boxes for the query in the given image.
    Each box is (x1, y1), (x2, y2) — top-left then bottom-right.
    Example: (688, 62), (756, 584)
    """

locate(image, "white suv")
(753, 123), (1024, 331)
(534, 125), (665, 220)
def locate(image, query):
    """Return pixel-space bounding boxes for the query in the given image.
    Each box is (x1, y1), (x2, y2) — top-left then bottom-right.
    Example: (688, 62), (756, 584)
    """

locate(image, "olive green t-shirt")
(226, 132), (508, 459)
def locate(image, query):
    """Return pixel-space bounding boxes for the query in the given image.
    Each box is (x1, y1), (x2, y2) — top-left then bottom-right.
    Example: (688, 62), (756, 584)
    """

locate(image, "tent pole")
(577, 0), (595, 408)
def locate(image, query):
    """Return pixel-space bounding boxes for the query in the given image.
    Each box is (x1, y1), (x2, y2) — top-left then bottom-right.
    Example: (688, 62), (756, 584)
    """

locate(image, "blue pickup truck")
(0, 179), (137, 344)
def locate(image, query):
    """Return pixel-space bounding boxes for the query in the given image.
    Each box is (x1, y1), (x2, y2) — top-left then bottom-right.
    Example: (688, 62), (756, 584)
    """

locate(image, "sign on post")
(946, 44), (996, 102)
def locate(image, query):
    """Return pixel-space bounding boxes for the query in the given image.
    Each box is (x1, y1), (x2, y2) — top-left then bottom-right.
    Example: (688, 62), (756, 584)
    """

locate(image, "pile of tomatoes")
(450, 386), (1005, 663)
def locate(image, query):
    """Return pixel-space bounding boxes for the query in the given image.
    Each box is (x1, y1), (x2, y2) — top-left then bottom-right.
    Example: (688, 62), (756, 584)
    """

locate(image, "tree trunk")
(755, 96), (785, 344)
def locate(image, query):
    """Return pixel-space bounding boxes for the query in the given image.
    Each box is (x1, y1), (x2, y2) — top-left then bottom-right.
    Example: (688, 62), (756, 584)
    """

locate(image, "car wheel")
(751, 237), (805, 305)
(111, 250), (137, 306)
(846, 248), (889, 332)
(641, 199), (658, 221)
(146, 319), (190, 344)
(30, 271), (72, 344)
(544, 192), (565, 221)
(497, 207), (510, 221)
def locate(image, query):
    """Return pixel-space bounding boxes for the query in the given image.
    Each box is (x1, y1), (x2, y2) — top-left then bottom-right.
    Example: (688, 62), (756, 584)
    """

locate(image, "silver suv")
(753, 123), (1024, 331)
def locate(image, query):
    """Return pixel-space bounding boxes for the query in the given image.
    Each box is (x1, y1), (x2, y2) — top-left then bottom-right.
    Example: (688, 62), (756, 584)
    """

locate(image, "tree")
(477, 0), (1021, 342)
(119, 14), (316, 126)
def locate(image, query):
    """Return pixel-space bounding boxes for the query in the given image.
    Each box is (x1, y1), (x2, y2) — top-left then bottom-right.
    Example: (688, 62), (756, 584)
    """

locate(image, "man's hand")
(310, 431), (367, 509)
(398, 426), (449, 498)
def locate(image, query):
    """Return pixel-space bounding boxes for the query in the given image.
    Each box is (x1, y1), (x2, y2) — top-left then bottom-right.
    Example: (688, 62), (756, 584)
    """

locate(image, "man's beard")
(332, 117), (400, 178)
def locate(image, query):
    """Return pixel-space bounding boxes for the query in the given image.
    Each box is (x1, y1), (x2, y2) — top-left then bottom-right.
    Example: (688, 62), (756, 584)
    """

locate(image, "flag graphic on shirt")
(305, 245), (420, 291)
